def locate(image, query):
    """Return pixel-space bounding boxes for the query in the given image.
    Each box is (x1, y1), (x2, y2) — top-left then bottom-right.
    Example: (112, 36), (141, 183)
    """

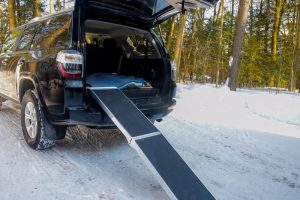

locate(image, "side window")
(33, 15), (72, 49)
(16, 25), (37, 51)
(127, 35), (158, 58)
(1, 29), (21, 54)
(85, 34), (111, 47)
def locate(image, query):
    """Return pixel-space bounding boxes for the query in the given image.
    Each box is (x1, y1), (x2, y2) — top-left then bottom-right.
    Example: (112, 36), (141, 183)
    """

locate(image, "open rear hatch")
(75, 0), (218, 27)
(72, 0), (218, 113)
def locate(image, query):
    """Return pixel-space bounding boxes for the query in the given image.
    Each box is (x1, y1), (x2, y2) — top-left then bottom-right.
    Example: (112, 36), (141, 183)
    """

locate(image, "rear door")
(75, 0), (218, 27)
(9, 25), (37, 100)
(0, 29), (21, 97)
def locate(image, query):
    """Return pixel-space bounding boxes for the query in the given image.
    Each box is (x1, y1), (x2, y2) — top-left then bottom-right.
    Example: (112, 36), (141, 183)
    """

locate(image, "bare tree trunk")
(257, 0), (263, 39)
(173, 14), (186, 81)
(0, 5), (3, 34)
(231, 0), (235, 31)
(197, 9), (204, 33)
(229, 0), (250, 91)
(264, 0), (270, 53)
(192, 39), (198, 82)
(49, 0), (55, 14)
(8, 0), (15, 31)
(166, 16), (175, 50)
(187, 11), (199, 81)
(213, 4), (217, 24)
(15, 0), (21, 24)
(216, 0), (224, 87)
(57, 0), (62, 11)
(230, 0), (235, 49)
(187, 11), (198, 61)
(291, 0), (300, 91)
(272, 0), (282, 61)
(249, 0), (254, 36)
(36, 0), (41, 17)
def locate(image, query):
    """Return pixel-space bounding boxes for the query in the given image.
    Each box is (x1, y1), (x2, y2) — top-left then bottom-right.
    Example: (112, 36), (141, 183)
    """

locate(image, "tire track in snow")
(0, 101), (168, 200)
(0, 103), (89, 179)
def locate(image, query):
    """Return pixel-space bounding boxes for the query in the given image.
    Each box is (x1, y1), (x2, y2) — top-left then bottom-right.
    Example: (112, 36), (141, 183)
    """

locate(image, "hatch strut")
(182, 0), (186, 14)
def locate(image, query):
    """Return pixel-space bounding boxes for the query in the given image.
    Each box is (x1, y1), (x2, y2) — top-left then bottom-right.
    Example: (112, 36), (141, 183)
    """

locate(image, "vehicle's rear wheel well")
(19, 79), (35, 102)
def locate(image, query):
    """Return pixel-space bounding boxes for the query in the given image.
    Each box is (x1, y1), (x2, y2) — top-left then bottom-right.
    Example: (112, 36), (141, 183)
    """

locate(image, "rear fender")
(18, 74), (51, 120)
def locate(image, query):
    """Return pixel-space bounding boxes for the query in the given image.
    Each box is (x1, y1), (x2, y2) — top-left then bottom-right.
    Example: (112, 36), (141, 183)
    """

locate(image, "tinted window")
(86, 34), (111, 48)
(33, 14), (71, 49)
(17, 25), (37, 51)
(1, 29), (21, 54)
(127, 35), (158, 58)
(85, 32), (159, 59)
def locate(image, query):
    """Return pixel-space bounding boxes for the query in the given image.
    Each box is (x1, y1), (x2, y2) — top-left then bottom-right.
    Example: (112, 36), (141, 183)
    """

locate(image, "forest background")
(1, 0), (299, 91)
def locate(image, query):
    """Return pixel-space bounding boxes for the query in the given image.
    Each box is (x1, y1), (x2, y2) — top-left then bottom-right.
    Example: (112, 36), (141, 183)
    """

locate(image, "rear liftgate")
(89, 88), (215, 200)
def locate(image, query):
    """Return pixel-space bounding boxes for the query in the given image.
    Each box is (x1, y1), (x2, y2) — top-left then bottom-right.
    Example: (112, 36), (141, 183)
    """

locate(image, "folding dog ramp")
(89, 88), (215, 200)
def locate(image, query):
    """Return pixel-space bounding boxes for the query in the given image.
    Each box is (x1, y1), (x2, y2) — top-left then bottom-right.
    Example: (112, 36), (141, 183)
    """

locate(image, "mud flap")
(89, 88), (215, 200)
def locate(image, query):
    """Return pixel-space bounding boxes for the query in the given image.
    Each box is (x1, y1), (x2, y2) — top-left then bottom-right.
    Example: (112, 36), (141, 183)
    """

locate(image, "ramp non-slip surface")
(89, 88), (215, 200)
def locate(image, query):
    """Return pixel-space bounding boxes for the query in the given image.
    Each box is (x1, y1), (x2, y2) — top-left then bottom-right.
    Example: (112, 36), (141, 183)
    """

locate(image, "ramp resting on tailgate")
(89, 88), (215, 200)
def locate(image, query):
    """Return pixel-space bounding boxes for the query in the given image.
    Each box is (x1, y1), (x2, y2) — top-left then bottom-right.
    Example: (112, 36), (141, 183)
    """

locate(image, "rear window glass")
(33, 14), (71, 49)
(17, 25), (37, 51)
(1, 29), (21, 54)
(86, 33), (159, 59)
(127, 35), (157, 56)
(86, 35), (110, 48)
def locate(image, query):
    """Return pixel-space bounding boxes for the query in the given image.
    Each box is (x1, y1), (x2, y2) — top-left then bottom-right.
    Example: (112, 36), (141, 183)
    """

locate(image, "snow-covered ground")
(0, 85), (299, 200)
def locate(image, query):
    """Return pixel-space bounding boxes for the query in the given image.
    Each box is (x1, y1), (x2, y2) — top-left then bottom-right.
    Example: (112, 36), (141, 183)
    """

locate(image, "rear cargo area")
(84, 20), (169, 108)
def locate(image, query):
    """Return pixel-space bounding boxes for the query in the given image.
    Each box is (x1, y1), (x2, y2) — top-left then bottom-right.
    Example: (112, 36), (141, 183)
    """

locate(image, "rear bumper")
(49, 100), (176, 127)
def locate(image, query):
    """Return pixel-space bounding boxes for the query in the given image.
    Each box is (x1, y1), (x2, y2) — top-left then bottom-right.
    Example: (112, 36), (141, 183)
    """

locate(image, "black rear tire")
(21, 90), (57, 150)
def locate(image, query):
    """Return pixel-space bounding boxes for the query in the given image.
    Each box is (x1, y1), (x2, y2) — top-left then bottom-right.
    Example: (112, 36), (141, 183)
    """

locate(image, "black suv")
(0, 0), (214, 149)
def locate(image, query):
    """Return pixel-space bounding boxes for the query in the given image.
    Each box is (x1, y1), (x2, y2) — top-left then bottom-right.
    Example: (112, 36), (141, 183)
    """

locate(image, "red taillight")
(57, 63), (82, 79)
(56, 50), (83, 79)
